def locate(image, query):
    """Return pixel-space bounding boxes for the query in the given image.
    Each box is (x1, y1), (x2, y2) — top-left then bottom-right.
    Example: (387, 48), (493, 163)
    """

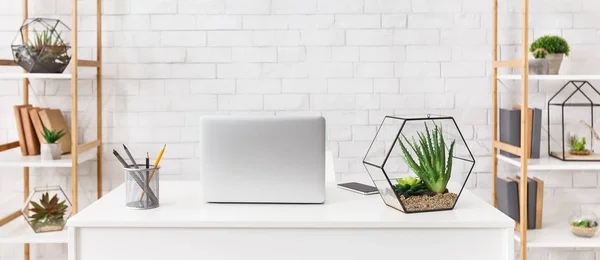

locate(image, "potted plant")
(11, 18), (71, 73)
(21, 186), (72, 233)
(40, 127), (66, 160)
(568, 133), (590, 156)
(396, 124), (458, 212)
(570, 211), (598, 238)
(529, 35), (570, 75)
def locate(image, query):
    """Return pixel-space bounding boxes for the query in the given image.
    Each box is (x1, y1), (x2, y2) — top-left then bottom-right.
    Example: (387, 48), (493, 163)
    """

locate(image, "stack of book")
(495, 176), (544, 229)
(13, 106), (71, 156)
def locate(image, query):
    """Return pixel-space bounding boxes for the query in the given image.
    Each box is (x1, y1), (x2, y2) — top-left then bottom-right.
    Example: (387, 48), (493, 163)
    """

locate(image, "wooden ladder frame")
(491, 0), (531, 259)
(0, 0), (103, 258)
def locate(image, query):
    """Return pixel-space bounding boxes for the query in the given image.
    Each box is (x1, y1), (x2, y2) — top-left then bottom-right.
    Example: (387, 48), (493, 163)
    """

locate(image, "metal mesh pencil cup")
(124, 165), (159, 210)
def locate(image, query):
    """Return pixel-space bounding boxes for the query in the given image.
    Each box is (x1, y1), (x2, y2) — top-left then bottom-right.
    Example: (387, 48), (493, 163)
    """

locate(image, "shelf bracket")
(0, 141), (20, 152)
(493, 60), (523, 68)
(493, 141), (522, 156)
(0, 210), (21, 227)
(78, 140), (101, 154)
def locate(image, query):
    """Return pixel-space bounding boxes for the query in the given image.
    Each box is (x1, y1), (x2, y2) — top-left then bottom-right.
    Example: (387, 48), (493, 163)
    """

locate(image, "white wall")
(1, 0), (600, 259)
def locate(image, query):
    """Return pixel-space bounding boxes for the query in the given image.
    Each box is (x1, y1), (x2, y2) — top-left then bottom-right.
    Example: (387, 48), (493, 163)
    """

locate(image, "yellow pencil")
(141, 144), (166, 198)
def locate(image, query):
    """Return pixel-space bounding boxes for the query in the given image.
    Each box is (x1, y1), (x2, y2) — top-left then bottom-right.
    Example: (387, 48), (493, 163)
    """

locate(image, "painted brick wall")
(1, 0), (600, 259)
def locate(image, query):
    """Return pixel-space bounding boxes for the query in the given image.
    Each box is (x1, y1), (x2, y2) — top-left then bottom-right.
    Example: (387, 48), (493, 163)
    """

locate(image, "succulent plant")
(568, 134), (586, 152)
(572, 219), (598, 228)
(28, 192), (68, 226)
(397, 176), (420, 187)
(41, 127), (66, 144)
(397, 123), (455, 194)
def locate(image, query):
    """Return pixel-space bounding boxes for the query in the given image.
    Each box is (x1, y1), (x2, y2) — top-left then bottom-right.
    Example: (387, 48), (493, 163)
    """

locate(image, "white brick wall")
(1, 0), (600, 259)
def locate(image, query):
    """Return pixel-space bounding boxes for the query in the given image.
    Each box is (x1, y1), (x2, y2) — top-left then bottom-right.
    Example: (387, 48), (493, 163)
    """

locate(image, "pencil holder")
(124, 165), (159, 210)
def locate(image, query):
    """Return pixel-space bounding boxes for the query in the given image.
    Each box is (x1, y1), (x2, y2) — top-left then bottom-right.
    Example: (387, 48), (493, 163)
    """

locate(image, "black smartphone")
(337, 182), (379, 195)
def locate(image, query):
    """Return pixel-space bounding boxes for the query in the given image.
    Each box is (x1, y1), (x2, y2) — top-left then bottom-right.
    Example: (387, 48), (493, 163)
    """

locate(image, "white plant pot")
(41, 143), (62, 160)
(529, 59), (549, 75)
(546, 53), (564, 75)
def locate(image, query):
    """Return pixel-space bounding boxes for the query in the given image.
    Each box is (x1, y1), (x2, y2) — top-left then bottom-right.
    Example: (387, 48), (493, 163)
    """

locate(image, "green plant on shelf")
(529, 35), (570, 57)
(397, 123), (455, 194)
(41, 126), (66, 144)
(571, 219), (598, 228)
(24, 29), (69, 63)
(568, 134), (586, 152)
(394, 176), (429, 197)
(532, 48), (549, 59)
(28, 192), (68, 232)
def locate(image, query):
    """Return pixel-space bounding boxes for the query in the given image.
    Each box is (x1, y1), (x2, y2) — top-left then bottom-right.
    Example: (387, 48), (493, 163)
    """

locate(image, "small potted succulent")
(21, 186), (72, 233)
(570, 211), (598, 238)
(568, 133), (590, 156)
(529, 35), (570, 75)
(40, 127), (66, 160)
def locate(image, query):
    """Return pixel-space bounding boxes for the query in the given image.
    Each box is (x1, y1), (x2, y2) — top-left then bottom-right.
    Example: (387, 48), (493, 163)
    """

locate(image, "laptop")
(199, 116), (326, 204)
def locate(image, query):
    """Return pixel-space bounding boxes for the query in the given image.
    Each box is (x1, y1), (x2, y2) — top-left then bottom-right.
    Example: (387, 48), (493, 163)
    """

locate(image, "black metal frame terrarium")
(363, 115), (475, 213)
(548, 81), (600, 161)
(11, 18), (71, 73)
(21, 186), (72, 233)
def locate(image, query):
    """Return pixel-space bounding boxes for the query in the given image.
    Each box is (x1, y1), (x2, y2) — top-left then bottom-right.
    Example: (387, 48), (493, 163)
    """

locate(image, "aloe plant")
(41, 127), (66, 144)
(397, 123), (455, 194)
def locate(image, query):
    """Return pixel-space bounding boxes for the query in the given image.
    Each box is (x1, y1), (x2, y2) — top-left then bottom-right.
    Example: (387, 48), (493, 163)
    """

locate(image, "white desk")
(67, 181), (514, 260)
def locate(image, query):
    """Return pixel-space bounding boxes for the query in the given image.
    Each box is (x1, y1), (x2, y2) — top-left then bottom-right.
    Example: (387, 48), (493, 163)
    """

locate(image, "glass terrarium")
(11, 18), (71, 73)
(363, 115), (475, 213)
(569, 210), (598, 238)
(21, 186), (72, 233)
(548, 81), (600, 161)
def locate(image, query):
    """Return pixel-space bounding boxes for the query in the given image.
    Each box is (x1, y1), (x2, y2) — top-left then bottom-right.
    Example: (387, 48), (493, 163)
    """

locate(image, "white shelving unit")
(0, 149), (97, 168)
(0, 0), (103, 258)
(498, 154), (600, 171)
(498, 75), (600, 81)
(0, 218), (67, 244)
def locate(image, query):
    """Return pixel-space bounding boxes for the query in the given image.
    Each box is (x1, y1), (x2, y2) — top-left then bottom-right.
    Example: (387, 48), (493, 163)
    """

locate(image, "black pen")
(146, 152), (150, 170)
(113, 149), (129, 168)
(123, 144), (139, 169)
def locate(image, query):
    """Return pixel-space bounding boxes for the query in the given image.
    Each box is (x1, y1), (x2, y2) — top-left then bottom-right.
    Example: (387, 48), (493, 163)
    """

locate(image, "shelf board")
(0, 73), (72, 80)
(497, 154), (600, 171)
(0, 149), (96, 168)
(0, 217), (67, 244)
(498, 75), (600, 80)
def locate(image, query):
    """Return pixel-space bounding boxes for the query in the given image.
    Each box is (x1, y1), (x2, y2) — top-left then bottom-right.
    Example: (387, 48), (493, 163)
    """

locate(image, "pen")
(123, 144), (139, 169)
(146, 152), (149, 170)
(113, 149), (129, 168)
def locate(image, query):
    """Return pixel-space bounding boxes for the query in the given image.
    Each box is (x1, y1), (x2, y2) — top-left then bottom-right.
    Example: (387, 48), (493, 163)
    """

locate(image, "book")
(29, 108), (46, 144)
(532, 177), (544, 229)
(499, 107), (542, 158)
(39, 109), (71, 154)
(13, 105), (32, 155)
(20, 106), (40, 155)
(513, 176), (540, 230)
(495, 177), (520, 224)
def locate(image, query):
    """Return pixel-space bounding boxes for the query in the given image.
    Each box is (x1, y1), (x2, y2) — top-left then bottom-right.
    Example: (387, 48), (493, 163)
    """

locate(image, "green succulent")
(41, 127), (66, 144)
(568, 135), (586, 151)
(397, 176), (420, 187)
(29, 192), (68, 226)
(397, 123), (455, 194)
(26, 29), (69, 63)
(572, 219), (598, 228)
(395, 181), (429, 197)
(532, 48), (549, 59)
(530, 35), (570, 56)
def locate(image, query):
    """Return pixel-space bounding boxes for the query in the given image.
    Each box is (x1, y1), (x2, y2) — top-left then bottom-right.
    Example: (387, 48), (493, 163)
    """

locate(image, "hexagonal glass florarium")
(548, 81), (600, 161)
(11, 18), (71, 73)
(363, 115), (475, 213)
(21, 186), (72, 233)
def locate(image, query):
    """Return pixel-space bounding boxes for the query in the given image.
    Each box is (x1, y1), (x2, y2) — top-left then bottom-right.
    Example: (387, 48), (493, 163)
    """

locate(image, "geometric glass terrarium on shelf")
(548, 81), (600, 161)
(21, 186), (72, 233)
(363, 115), (475, 214)
(11, 18), (71, 73)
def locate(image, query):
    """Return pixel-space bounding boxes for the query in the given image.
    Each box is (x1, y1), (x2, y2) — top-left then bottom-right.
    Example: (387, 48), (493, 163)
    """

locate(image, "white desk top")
(68, 182), (513, 229)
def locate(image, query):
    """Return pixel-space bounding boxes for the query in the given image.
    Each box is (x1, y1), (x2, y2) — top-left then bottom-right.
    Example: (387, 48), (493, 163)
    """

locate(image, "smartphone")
(337, 182), (379, 195)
